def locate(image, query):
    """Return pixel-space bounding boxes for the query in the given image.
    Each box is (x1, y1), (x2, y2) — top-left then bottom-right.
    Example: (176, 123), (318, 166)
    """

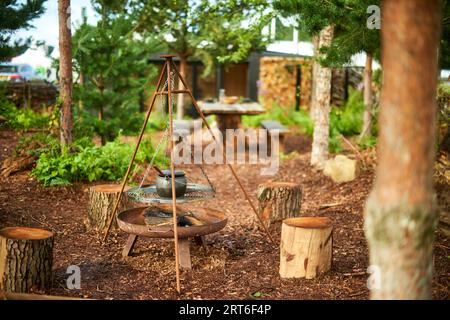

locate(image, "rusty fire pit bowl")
(117, 205), (227, 239)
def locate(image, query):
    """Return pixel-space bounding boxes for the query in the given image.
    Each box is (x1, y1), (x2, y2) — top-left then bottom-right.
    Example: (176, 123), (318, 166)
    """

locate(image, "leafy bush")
(242, 104), (313, 135)
(438, 83), (450, 124)
(73, 110), (146, 141)
(0, 97), (51, 130)
(359, 135), (377, 150)
(14, 133), (60, 158)
(32, 136), (169, 187)
(330, 89), (365, 136)
(242, 89), (377, 153)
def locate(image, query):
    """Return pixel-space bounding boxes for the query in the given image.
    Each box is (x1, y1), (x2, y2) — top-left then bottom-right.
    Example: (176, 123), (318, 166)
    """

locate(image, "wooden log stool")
(87, 184), (131, 232)
(0, 227), (54, 293)
(258, 182), (302, 228)
(279, 217), (333, 279)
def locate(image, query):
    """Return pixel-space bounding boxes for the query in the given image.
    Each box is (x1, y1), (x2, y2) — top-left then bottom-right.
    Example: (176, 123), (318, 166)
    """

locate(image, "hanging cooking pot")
(155, 169), (187, 198)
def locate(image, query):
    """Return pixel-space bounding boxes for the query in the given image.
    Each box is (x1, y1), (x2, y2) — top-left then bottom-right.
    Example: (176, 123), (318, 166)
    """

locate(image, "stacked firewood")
(259, 57), (312, 110)
(5, 82), (58, 109)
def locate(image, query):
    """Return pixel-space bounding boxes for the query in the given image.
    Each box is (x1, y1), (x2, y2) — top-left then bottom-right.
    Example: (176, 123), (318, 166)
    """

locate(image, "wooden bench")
(260, 120), (289, 154)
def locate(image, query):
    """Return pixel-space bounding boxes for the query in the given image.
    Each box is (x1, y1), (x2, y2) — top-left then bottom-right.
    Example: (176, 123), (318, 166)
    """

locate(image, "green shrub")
(242, 89), (376, 153)
(242, 104), (313, 135)
(329, 128), (343, 154)
(330, 89), (365, 136)
(32, 136), (169, 187)
(14, 133), (60, 158)
(0, 97), (51, 130)
(359, 135), (377, 149)
(74, 110), (147, 141)
(438, 83), (450, 124)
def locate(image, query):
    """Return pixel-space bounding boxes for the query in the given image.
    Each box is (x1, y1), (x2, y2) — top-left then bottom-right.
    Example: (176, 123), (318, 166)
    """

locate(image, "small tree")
(72, 2), (161, 143)
(364, 0), (441, 299)
(274, 0), (340, 168)
(131, 0), (270, 119)
(0, 0), (46, 61)
(58, 0), (73, 146)
(318, 0), (381, 141)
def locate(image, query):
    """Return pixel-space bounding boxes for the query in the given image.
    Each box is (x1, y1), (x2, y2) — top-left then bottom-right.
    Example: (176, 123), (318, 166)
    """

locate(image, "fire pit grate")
(117, 205), (227, 239)
(126, 183), (215, 204)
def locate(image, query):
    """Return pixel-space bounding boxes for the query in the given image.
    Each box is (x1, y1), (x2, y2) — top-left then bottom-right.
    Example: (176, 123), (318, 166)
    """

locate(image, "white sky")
(12, 0), (98, 68)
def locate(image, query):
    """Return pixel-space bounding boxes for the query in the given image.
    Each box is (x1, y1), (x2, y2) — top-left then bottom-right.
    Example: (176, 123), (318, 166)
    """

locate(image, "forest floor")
(0, 128), (449, 300)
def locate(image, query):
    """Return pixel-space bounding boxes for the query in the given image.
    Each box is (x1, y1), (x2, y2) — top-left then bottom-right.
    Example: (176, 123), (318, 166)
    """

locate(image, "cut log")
(1, 155), (36, 177)
(0, 227), (54, 293)
(258, 182), (302, 227)
(87, 184), (131, 232)
(279, 217), (333, 279)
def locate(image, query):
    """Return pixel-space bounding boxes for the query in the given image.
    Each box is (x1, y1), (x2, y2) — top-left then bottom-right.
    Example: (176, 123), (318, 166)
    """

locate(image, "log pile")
(279, 217), (333, 279)
(259, 57), (312, 109)
(5, 82), (58, 109)
(0, 227), (54, 293)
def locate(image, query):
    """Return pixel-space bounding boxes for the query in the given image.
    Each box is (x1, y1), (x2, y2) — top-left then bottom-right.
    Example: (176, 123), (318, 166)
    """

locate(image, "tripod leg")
(170, 60), (276, 245)
(122, 234), (138, 257)
(102, 61), (168, 243)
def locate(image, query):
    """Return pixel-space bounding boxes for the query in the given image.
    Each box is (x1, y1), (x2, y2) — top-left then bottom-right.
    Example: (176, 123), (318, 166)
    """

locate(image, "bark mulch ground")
(0, 129), (448, 300)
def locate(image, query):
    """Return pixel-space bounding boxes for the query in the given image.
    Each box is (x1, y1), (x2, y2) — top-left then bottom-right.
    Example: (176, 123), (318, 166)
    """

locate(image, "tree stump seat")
(87, 184), (131, 232)
(258, 182), (302, 228)
(0, 227), (54, 293)
(279, 217), (333, 279)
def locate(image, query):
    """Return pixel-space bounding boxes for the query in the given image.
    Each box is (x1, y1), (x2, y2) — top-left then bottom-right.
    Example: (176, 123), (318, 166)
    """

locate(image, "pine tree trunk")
(58, 0), (73, 146)
(258, 182), (302, 227)
(311, 25), (334, 169)
(279, 217), (333, 279)
(310, 35), (319, 120)
(177, 55), (187, 120)
(87, 184), (131, 232)
(359, 52), (373, 141)
(78, 72), (84, 114)
(0, 227), (53, 293)
(364, 0), (441, 300)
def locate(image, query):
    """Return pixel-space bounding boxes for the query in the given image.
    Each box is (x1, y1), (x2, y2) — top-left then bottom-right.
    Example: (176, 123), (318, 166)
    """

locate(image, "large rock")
(323, 155), (360, 183)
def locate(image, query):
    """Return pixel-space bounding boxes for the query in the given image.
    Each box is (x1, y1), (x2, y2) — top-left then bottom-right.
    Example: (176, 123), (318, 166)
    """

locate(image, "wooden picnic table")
(198, 101), (265, 136)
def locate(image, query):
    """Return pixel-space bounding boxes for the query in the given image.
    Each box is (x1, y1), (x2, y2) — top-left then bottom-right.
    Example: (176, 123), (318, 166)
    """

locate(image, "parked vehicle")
(0, 63), (41, 82)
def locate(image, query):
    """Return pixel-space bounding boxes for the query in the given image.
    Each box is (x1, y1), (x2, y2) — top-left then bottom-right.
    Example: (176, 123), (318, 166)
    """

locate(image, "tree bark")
(58, 0), (73, 146)
(258, 182), (302, 227)
(311, 25), (334, 169)
(78, 71), (84, 115)
(310, 35), (319, 120)
(177, 55), (188, 120)
(279, 217), (332, 279)
(359, 52), (374, 141)
(364, 0), (442, 300)
(0, 227), (53, 293)
(87, 184), (131, 232)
